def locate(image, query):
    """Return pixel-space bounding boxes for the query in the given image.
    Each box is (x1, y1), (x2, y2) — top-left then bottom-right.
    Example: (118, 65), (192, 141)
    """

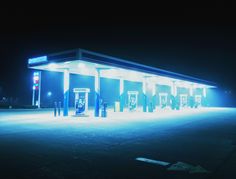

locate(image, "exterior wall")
(177, 87), (189, 96)
(40, 72), (143, 109)
(41, 71), (63, 108)
(39, 70), (216, 109)
(194, 88), (203, 96)
(100, 77), (120, 107)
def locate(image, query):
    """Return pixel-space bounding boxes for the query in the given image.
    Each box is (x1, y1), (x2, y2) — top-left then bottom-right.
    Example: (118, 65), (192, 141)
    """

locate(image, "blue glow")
(47, 91), (52, 97)
(28, 56), (47, 65)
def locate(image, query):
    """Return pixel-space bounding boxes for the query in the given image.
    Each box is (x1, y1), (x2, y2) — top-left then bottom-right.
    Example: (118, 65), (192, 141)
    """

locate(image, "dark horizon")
(0, 9), (236, 105)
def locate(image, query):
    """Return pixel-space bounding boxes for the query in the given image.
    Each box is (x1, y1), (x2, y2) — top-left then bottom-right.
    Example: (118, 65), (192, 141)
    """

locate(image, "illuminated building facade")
(28, 49), (216, 116)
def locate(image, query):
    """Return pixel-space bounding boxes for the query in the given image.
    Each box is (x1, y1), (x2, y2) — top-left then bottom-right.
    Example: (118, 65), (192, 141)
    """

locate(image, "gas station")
(28, 49), (216, 117)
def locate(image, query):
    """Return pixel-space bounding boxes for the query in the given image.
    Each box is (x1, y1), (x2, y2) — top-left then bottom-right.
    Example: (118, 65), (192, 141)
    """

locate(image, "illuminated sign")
(73, 88), (91, 93)
(28, 56), (47, 65)
(33, 72), (40, 90)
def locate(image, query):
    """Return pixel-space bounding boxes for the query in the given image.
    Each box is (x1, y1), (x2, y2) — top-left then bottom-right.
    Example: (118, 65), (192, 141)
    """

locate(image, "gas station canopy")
(28, 49), (216, 88)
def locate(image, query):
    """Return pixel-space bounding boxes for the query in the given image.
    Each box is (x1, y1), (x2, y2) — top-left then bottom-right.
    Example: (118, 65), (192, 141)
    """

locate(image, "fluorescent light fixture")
(48, 63), (58, 71)
(78, 63), (86, 69)
(101, 69), (120, 79)
(78, 63), (92, 76)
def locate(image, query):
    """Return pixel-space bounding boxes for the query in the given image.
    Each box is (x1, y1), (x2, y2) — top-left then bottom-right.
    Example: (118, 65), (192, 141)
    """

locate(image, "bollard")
(58, 101), (61, 116)
(54, 101), (57, 117)
(148, 102), (153, 112)
(101, 102), (107, 118)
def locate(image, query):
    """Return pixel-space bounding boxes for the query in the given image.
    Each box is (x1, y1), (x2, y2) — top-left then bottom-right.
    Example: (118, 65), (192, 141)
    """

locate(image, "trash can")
(114, 101), (120, 112)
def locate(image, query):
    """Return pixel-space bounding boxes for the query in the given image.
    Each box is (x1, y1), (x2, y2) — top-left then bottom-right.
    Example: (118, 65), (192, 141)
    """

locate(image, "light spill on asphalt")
(136, 157), (210, 174)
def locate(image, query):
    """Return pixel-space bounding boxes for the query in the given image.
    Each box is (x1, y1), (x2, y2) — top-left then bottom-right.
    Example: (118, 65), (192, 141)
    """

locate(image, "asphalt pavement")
(0, 108), (236, 179)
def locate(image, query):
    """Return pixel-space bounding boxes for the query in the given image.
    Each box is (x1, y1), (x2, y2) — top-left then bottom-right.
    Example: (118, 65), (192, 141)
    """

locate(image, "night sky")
(0, 8), (235, 104)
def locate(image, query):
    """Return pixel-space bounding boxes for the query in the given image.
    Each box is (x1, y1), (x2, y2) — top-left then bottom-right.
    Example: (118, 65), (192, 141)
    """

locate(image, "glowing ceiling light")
(109, 69), (119, 77)
(48, 63), (58, 70)
(126, 70), (142, 81)
(78, 63), (86, 69)
(47, 91), (52, 97)
(156, 76), (173, 86)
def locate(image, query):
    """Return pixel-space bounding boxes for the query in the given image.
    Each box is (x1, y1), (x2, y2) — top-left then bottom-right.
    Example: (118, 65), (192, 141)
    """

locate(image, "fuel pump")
(128, 91), (139, 111)
(73, 88), (90, 116)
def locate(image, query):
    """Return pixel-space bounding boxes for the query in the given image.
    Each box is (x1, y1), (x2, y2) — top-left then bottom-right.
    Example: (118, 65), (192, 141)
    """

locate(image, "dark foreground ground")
(0, 108), (236, 179)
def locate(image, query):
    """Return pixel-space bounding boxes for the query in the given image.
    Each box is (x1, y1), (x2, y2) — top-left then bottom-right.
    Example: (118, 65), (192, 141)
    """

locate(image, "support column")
(153, 83), (158, 110)
(189, 84), (193, 96)
(170, 81), (177, 110)
(142, 77), (147, 112)
(202, 87), (207, 106)
(94, 69), (100, 117)
(171, 81), (177, 96)
(146, 77), (156, 112)
(203, 87), (207, 98)
(119, 78), (124, 112)
(63, 69), (70, 116)
(189, 84), (194, 108)
(32, 86), (35, 106)
(38, 71), (41, 108)
(151, 82), (156, 111)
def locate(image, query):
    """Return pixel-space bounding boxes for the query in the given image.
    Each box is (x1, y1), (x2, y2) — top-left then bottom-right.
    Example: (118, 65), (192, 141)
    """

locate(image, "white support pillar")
(202, 87), (207, 107)
(170, 81), (178, 110)
(189, 84), (194, 108)
(63, 69), (70, 116)
(203, 87), (207, 98)
(154, 83), (157, 109)
(119, 78), (124, 112)
(37, 71), (42, 108)
(189, 84), (194, 96)
(120, 78), (124, 96)
(171, 81), (177, 96)
(32, 86), (35, 106)
(152, 82), (156, 97)
(142, 77), (147, 112)
(150, 81), (156, 112)
(94, 69), (100, 117)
